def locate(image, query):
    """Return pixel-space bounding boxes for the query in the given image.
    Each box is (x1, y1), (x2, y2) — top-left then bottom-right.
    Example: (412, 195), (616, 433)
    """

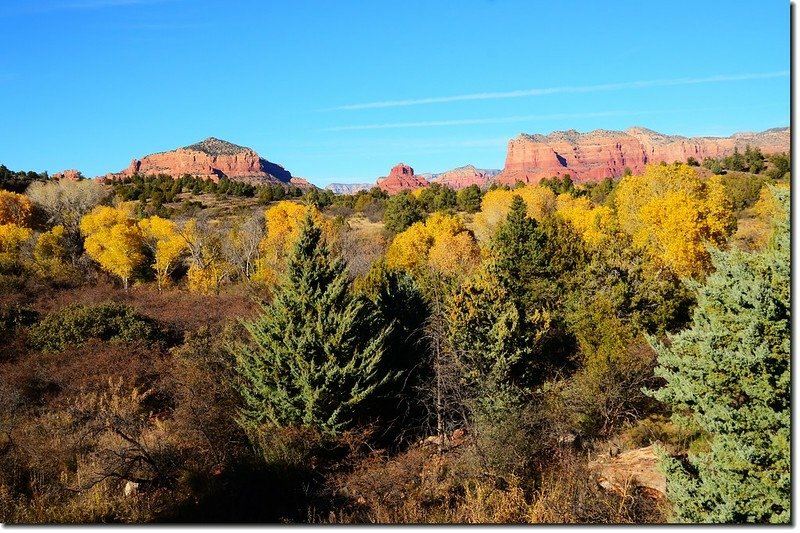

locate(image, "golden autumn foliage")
(33, 225), (67, 263)
(254, 201), (330, 285)
(473, 186), (556, 242)
(0, 223), (33, 269)
(80, 205), (144, 290)
(614, 164), (736, 277)
(179, 218), (232, 295)
(138, 215), (187, 291)
(0, 190), (33, 226)
(386, 212), (480, 276)
(729, 182), (791, 252)
(32, 225), (74, 280)
(187, 260), (230, 294)
(754, 183), (789, 224)
(555, 194), (617, 247)
(385, 222), (432, 271)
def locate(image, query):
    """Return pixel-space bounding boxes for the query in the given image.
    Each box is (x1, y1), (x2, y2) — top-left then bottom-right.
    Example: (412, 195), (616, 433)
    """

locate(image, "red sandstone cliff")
(376, 163), (429, 194)
(108, 137), (295, 186)
(52, 169), (83, 181)
(495, 127), (790, 185)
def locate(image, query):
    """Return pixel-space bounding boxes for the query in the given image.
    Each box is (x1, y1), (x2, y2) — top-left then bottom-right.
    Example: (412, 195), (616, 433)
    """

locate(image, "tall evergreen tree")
(233, 215), (394, 435)
(490, 195), (546, 290)
(647, 187), (790, 523)
(449, 196), (554, 406)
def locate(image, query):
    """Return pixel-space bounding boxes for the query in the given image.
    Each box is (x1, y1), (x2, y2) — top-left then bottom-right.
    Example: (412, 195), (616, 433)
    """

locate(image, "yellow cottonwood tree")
(0, 190), (33, 226)
(178, 218), (232, 295)
(428, 231), (481, 276)
(473, 186), (556, 242)
(80, 205), (144, 290)
(385, 222), (432, 271)
(254, 201), (329, 285)
(386, 212), (480, 276)
(32, 225), (74, 280)
(138, 215), (187, 291)
(0, 223), (33, 270)
(555, 193), (616, 247)
(615, 164), (736, 277)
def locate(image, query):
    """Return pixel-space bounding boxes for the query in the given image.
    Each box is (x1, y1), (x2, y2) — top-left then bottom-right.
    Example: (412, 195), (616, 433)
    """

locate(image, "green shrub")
(720, 171), (769, 212)
(27, 303), (163, 352)
(383, 192), (423, 233)
(0, 305), (38, 337)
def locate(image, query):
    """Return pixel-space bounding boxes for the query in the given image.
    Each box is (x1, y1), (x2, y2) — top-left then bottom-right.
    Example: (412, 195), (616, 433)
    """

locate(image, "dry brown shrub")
(25, 279), (259, 335)
(324, 441), (666, 524)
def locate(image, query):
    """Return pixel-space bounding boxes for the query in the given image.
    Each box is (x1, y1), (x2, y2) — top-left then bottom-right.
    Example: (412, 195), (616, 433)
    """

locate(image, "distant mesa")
(376, 163), (430, 194)
(97, 127), (789, 194)
(424, 165), (500, 190)
(325, 182), (374, 195)
(495, 126), (790, 186)
(106, 137), (310, 187)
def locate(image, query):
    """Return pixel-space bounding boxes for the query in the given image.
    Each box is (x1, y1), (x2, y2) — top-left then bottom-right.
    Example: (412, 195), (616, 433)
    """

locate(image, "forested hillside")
(0, 154), (790, 524)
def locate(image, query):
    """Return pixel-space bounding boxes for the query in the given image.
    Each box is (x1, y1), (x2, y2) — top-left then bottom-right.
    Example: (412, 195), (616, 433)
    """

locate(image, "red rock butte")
(376, 163), (430, 194)
(106, 137), (306, 187)
(495, 126), (790, 186)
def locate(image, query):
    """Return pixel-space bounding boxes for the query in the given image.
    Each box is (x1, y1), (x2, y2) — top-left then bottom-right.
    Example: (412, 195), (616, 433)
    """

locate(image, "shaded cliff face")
(496, 127), (790, 185)
(111, 137), (294, 185)
(376, 163), (429, 194)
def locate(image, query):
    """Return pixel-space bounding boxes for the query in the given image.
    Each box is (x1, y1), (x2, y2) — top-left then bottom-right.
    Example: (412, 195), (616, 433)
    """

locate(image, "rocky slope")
(106, 137), (297, 186)
(496, 126), (790, 185)
(376, 163), (430, 194)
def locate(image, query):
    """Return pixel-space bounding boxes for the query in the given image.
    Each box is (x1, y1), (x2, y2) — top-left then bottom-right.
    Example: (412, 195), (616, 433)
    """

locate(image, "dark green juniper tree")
(647, 187), (790, 523)
(448, 195), (554, 417)
(233, 214), (394, 435)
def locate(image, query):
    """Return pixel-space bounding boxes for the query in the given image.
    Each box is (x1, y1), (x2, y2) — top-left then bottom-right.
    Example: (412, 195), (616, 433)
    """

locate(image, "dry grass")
(324, 441), (667, 524)
(346, 214), (386, 236)
(730, 206), (771, 252)
(166, 192), (265, 223)
(24, 279), (259, 333)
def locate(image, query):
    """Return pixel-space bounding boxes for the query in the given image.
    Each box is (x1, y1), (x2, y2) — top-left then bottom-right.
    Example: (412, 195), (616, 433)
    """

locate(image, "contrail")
(321, 110), (639, 132)
(333, 71), (789, 111)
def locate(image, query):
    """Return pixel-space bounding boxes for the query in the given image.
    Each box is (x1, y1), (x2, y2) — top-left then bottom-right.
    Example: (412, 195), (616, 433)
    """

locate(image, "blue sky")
(0, 0), (790, 186)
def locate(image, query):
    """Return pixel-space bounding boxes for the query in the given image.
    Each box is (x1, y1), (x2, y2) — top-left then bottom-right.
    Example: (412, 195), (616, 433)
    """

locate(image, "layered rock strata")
(496, 127), (790, 185)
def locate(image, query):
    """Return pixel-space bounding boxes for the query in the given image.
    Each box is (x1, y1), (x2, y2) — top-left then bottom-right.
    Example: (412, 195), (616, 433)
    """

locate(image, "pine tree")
(647, 187), (790, 523)
(491, 195), (542, 281)
(233, 214), (394, 435)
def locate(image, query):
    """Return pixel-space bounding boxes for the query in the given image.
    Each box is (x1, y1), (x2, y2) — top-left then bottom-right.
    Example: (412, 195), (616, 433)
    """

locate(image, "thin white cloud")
(62, 0), (169, 8)
(334, 71), (789, 111)
(0, 0), (175, 15)
(321, 110), (637, 132)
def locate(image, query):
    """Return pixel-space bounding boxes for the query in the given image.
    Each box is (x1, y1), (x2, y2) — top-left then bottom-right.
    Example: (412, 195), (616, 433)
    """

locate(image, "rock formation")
(495, 126), (790, 186)
(588, 444), (667, 501)
(52, 169), (83, 181)
(108, 137), (295, 186)
(426, 165), (500, 190)
(376, 163), (429, 194)
(287, 177), (316, 190)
